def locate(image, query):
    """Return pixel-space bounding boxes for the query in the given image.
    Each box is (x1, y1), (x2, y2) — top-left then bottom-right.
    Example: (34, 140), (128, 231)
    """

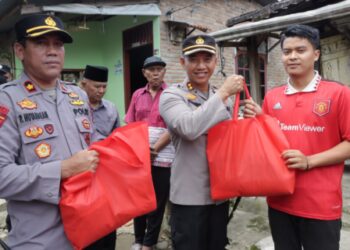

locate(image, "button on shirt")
(125, 83), (167, 128)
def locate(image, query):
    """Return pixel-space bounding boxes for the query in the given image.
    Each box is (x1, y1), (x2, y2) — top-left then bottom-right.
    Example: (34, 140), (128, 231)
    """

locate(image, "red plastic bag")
(60, 122), (156, 249)
(207, 84), (295, 200)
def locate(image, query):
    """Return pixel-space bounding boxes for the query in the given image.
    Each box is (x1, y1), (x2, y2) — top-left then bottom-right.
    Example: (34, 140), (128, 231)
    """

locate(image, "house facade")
(0, 0), (276, 118)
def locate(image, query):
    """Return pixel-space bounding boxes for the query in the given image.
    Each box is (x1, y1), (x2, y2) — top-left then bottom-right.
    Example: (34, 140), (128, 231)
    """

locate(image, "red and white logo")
(313, 99), (331, 116)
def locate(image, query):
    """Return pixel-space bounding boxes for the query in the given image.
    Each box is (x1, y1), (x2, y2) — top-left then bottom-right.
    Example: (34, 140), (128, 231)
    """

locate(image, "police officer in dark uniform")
(0, 14), (99, 249)
(81, 65), (119, 250)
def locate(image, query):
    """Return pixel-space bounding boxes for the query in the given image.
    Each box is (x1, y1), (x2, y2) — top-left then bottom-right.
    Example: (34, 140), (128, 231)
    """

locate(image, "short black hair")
(280, 24), (320, 49)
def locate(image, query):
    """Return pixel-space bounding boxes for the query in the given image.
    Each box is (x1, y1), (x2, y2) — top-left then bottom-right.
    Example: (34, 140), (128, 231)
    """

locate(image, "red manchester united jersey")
(263, 79), (350, 220)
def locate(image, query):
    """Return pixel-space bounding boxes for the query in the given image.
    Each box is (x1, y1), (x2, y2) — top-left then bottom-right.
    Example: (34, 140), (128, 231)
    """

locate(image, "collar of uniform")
(142, 82), (167, 94)
(58, 82), (71, 94)
(184, 80), (215, 99)
(91, 99), (106, 111)
(19, 73), (43, 96)
(284, 71), (321, 95)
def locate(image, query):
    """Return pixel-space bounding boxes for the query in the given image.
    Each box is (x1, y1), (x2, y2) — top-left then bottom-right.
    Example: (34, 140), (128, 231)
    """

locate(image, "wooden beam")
(212, 0), (350, 42)
(218, 41), (247, 47)
(247, 37), (261, 103)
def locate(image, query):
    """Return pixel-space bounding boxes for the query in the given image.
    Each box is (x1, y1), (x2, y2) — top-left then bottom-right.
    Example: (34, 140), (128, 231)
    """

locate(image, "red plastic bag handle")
(233, 81), (250, 120)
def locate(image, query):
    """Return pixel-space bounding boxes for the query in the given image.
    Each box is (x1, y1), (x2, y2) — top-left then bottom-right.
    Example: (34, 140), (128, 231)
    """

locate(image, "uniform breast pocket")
(19, 121), (59, 163)
(75, 116), (93, 146)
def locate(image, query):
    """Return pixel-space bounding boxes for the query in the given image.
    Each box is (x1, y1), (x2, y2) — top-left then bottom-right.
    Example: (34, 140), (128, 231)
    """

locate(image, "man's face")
(3, 72), (12, 82)
(14, 33), (65, 85)
(142, 65), (166, 89)
(180, 52), (217, 86)
(281, 37), (320, 77)
(81, 79), (107, 105)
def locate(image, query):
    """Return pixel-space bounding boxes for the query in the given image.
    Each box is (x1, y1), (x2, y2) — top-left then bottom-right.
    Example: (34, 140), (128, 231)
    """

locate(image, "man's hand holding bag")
(207, 83), (295, 200)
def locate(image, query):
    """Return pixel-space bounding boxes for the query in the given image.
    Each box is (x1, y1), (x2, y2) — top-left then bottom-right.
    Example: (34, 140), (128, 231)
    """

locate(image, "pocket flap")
(20, 121), (58, 144)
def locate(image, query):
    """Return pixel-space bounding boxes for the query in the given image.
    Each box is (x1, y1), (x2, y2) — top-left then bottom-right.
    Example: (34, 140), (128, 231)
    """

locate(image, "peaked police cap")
(15, 14), (73, 43)
(182, 34), (216, 56)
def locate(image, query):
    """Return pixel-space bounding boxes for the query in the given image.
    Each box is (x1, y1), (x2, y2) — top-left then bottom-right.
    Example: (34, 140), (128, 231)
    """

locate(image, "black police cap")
(0, 75), (7, 85)
(182, 34), (216, 56)
(143, 56), (166, 68)
(15, 14), (73, 43)
(83, 65), (109, 83)
(0, 64), (11, 75)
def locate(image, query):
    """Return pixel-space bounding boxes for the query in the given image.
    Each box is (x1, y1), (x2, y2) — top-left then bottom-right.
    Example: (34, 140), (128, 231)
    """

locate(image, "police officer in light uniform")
(159, 35), (244, 250)
(80, 65), (119, 250)
(81, 65), (120, 141)
(0, 14), (99, 249)
(0, 64), (13, 82)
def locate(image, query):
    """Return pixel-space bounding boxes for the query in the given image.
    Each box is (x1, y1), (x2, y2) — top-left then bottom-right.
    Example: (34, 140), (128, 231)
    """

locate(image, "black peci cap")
(83, 65), (109, 82)
(15, 14), (73, 43)
(182, 34), (216, 56)
(143, 56), (166, 68)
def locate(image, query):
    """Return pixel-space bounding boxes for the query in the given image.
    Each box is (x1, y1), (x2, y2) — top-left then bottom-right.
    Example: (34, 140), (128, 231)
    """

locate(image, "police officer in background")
(80, 65), (119, 250)
(81, 65), (120, 141)
(159, 34), (244, 250)
(0, 14), (99, 249)
(0, 64), (13, 82)
(0, 74), (6, 85)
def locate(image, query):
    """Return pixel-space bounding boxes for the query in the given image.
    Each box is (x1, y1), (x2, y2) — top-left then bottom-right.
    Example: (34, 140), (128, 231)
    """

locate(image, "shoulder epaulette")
(0, 81), (17, 90)
(62, 81), (77, 86)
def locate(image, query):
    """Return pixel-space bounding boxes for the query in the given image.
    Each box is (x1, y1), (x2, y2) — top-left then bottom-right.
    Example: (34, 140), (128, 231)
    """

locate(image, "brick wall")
(266, 37), (289, 90)
(159, 0), (260, 88)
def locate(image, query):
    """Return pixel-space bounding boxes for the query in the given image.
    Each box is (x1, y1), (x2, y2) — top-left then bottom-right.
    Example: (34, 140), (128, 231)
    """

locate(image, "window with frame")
(235, 50), (267, 102)
(61, 69), (84, 85)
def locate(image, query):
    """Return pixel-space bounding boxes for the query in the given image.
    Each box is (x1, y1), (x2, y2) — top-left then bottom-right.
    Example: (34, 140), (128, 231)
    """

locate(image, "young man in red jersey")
(245, 24), (350, 250)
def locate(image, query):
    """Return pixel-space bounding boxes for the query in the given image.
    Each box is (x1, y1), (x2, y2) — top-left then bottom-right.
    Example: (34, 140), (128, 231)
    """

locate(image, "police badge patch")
(35, 142), (51, 158)
(25, 126), (43, 138)
(0, 105), (9, 128)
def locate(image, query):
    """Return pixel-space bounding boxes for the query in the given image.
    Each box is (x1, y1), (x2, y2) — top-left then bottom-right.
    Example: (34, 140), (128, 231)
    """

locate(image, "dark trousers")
(268, 207), (341, 250)
(134, 166), (171, 246)
(170, 201), (229, 250)
(84, 231), (116, 250)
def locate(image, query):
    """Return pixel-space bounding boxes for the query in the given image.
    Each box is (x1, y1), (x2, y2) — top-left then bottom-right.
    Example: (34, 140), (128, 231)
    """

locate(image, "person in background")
(0, 64), (13, 82)
(80, 65), (120, 140)
(125, 56), (174, 250)
(244, 24), (350, 250)
(80, 64), (119, 250)
(159, 34), (244, 250)
(0, 14), (99, 249)
(0, 75), (6, 85)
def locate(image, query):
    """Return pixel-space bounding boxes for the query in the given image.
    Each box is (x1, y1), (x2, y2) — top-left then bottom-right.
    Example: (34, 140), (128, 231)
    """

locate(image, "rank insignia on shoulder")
(82, 119), (90, 129)
(44, 124), (54, 134)
(187, 82), (194, 90)
(17, 98), (38, 110)
(24, 81), (36, 93)
(0, 105), (9, 128)
(186, 93), (197, 100)
(68, 92), (79, 99)
(70, 100), (84, 106)
(25, 126), (43, 138)
(35, 142), (51, 158)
